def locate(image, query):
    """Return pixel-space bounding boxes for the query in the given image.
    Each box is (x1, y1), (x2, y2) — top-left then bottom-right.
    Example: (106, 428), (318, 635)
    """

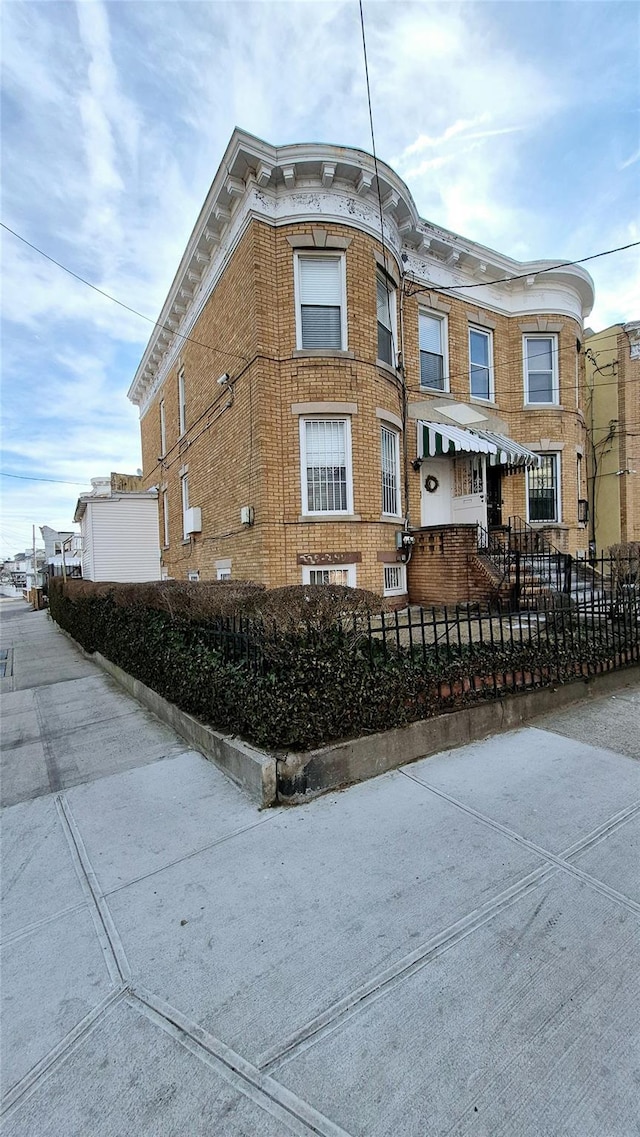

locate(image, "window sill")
(420, 385), (449, 395)
(380, 514), (402, 523)
(470, 396), (496, 407)
(293, 349), (354, 359)
(181, 538), (191, 545)
(298, 513), (362, 523)
(383, 591), (408, 599)
(376, 359), (400, 379)
(523, 403), (563, 410)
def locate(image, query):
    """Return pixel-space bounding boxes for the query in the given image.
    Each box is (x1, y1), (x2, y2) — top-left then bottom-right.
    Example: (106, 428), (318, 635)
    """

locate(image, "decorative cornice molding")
(128, 128), (596, 412)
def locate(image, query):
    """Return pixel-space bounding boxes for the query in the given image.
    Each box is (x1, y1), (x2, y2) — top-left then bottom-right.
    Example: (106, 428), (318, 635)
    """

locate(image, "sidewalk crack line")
(55, 794), (131, 984)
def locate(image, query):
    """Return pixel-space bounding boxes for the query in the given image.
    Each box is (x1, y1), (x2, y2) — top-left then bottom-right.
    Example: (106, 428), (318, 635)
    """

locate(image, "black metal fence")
(476, 527), (639, 611)
(200, 581), (640, 700)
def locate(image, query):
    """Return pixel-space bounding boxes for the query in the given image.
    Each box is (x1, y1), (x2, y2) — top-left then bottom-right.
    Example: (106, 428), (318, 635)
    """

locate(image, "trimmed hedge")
(48, 579), (638, 751)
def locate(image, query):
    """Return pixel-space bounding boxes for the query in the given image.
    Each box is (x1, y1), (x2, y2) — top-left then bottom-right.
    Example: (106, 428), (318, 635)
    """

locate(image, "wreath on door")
(424, 475), (439, 493)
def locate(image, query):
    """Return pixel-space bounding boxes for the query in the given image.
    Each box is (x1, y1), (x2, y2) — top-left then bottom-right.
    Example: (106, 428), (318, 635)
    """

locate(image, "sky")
(1, 0), (639, 558)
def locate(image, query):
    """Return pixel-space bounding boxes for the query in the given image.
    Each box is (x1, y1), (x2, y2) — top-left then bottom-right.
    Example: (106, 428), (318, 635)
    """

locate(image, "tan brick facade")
(585, 322), (640, 551)
(132, 132), (593, 602)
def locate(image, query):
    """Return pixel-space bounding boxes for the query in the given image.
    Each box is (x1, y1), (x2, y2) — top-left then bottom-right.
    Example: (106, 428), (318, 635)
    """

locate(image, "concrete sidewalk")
(1, 598), (639, 1136)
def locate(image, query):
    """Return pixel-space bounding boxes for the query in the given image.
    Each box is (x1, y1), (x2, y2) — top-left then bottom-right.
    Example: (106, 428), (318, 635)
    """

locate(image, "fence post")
(514, 550), (521, 608)
(563, 554), (573, 596)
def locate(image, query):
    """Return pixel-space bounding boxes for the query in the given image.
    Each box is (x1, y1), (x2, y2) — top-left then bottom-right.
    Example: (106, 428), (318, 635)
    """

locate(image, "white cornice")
(129, 127), (595, 412)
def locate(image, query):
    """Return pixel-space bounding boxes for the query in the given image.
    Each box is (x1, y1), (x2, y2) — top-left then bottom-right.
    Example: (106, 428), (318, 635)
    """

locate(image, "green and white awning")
(418, 421), (541, 468)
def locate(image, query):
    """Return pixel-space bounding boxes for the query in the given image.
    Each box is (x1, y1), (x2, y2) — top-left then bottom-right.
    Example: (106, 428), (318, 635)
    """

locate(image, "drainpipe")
(399, 267), (410, 533)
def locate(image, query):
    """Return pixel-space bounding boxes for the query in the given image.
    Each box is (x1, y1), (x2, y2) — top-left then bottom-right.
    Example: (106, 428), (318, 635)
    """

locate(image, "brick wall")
(140, 217), (588, 597)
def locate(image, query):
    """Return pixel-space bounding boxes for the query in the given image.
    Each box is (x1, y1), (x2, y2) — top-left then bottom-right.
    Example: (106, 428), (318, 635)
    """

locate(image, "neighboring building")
(585, 322), (640, 552)
(128, 129), (595, 604)
(73, 475), (161, 583)
(4, 551), (45, 593)
(40, 525), (82, 579)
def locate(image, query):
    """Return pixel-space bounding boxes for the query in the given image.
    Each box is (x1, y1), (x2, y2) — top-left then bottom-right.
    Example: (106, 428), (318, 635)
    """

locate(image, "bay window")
(524, 336), (559, 404)
(296, 254), (346, 350)
(469, 327), (493, 401)
(381, 425), (401, 516)
(377, 273), (396, 366)
(419, 312), (447, 390)
(300, 418), (353, 514)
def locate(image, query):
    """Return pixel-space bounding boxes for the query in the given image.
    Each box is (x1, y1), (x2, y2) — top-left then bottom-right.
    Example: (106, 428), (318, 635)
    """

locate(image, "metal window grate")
(528, 454), (558, 521)
(305, 420), (348, 512)
(381, 426), (399, 515)
(309, 568), (351, 585)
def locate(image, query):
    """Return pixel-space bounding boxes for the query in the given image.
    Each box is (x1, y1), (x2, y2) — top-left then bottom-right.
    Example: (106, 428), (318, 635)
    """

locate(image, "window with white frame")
(302, 565), (357, 587)
(178, 370), (186, 434)
(469, 327), (493, 401)
(162, 489), (169, 547)
(181, 473), (189, 538)
(296, 254), (345, 350)
(527, 454), (560, 522)
(376, 273), (396, 366)
(187, 570), (200, 582)
(383, 563), (407, 596)
(159, 399), (166, 456)
(300, 418), (353, 514)
(419, 312), (447, 390)
(381, 425), (401, 516)
(217, 568), (231, 581)
(524, 336), (559, 404)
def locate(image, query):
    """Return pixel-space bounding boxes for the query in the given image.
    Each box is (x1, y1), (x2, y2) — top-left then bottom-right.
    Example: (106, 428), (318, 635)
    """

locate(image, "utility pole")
(32, 524), (37, 605)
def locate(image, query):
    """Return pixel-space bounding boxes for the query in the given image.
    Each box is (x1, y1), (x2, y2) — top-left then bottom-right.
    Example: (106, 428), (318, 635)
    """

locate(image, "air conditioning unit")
(184, 507), (202, 534)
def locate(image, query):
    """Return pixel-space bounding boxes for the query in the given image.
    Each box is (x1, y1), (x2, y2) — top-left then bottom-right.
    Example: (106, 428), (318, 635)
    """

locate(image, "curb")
(92, 653), (277, 808)
(52, 618), (639, 807)
(276, 665), (640, 802)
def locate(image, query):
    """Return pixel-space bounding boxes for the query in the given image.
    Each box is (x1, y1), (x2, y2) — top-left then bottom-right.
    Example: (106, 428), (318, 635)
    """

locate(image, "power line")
(358, 0), (398, 359)
(0, 222), (248, 366)
(2, 223), (633, 427)
(404, 240), (640, 296)
(0, 471), (87, 486)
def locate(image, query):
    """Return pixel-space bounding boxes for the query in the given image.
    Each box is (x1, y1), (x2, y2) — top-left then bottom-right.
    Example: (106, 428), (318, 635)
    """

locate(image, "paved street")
(1, 597), (639, 1136)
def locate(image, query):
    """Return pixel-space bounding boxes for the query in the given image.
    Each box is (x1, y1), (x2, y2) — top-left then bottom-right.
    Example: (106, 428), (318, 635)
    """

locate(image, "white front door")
(451, 456), (487, 528)
(420, 459), (453, 526)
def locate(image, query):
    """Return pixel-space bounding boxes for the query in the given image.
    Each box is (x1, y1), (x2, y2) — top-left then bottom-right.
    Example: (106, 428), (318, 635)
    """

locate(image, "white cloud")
(0, 0), (637, 553)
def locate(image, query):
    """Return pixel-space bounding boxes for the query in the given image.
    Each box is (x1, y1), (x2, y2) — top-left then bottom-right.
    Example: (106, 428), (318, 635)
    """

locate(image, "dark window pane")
(528, 456), (558, 521)
(378, 322), (393, 365)
(301, 306), (342, 349)
(527, 338), (553, 370)
(471, 364), (490, 399)
(420, 350), (444, 389)
(470, 330), (489, 367)
(527, 371), (554, 402)
(307, 465), (347, 512)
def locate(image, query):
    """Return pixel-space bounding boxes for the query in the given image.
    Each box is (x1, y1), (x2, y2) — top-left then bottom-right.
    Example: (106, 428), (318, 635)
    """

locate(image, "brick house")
(128, 129), (595, 604)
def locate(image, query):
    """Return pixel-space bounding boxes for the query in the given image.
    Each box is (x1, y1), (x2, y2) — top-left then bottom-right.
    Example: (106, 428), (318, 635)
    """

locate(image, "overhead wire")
(0, 222), (249, 366)
(1, 223), (632, 403)
(0, 471), (88, 486)
(404, 240), (640, 296)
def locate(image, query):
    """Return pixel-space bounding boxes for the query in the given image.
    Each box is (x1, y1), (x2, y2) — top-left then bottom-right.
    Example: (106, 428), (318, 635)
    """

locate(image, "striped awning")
(470, 429), (541, 468)
(417, 421), (541, 468)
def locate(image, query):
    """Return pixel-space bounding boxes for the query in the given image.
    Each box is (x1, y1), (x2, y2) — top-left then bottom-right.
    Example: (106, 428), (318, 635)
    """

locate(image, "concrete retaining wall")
(55, 618), (638, 807)
(91, 652), (277, 808)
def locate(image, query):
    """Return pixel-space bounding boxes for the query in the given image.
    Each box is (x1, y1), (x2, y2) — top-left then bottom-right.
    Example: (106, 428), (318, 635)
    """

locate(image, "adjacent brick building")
(128, 129), (595, 603)
(585, 322), (640, 552)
